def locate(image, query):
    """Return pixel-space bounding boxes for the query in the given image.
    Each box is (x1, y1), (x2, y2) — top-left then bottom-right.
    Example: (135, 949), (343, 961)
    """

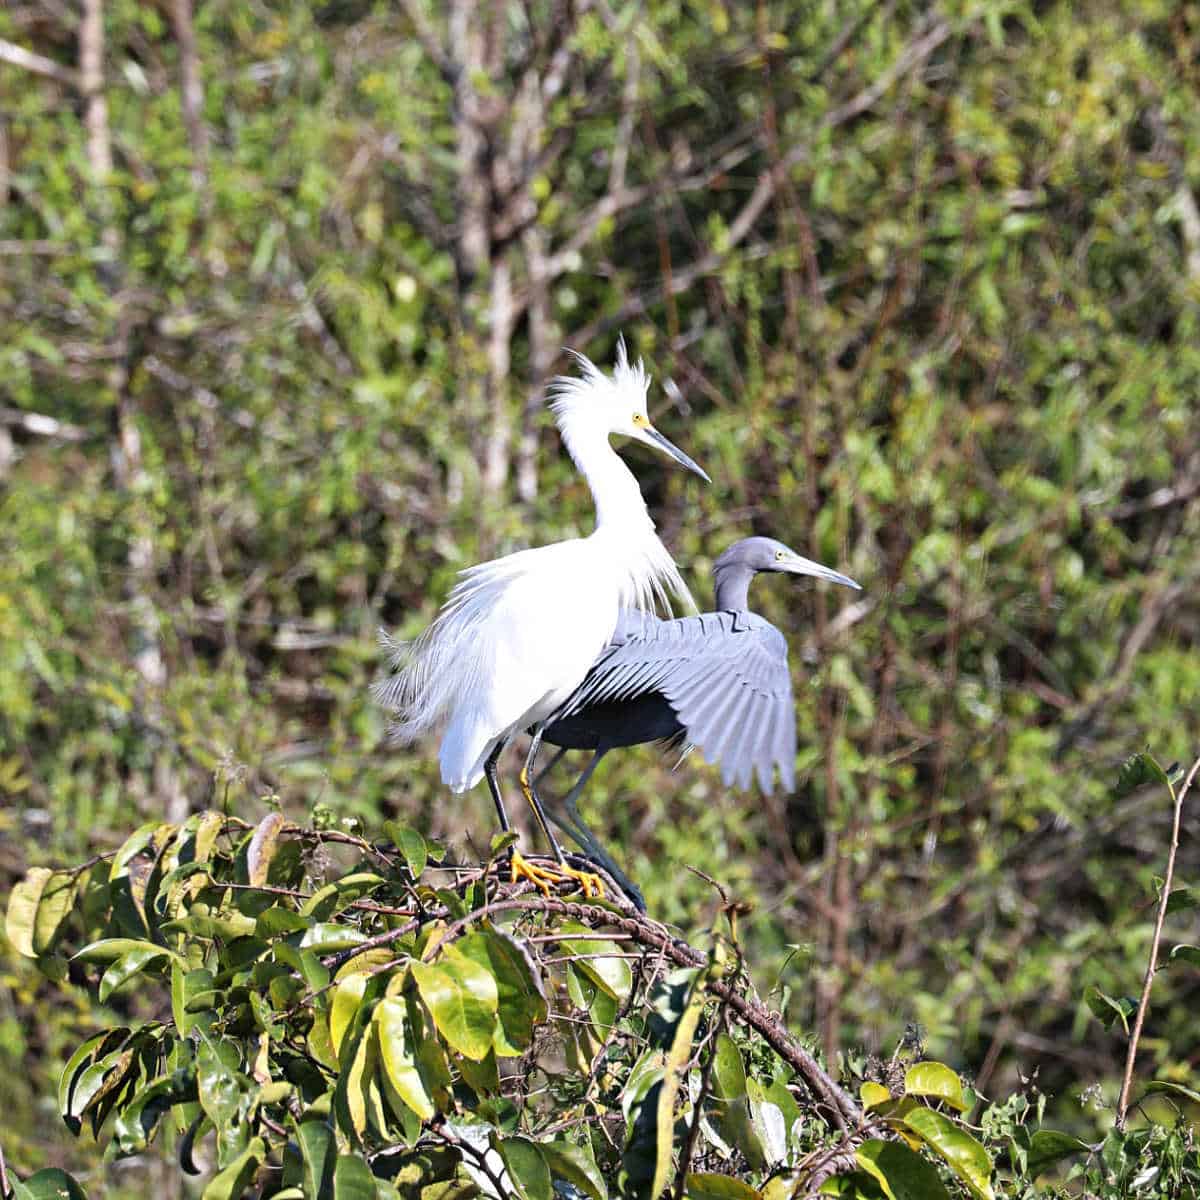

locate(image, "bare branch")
(822, 17), (951, 128)
(1115, 756), (1200, 1129)
(0, 37), (80, 89)
(0, 406), (88, 442)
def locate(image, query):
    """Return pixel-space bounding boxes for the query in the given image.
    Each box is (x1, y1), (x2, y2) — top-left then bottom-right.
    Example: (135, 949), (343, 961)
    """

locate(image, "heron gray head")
(713, 536), (860, 611)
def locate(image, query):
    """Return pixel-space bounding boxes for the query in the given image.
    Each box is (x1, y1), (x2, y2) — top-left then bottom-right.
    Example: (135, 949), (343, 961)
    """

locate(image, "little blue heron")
(374, 341), (707, 897)
(538, 536), (861, 907)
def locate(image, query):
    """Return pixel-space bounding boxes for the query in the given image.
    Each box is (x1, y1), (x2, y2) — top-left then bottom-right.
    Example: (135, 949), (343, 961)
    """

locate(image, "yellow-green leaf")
(903, 1062), (968, 1112)
(375, 997), (435, 1120)
(331, 973), (370, 1058)
(856, 1138), (952, 1200)
(902, 1108), (993, 1200)
(860, 1082), (892, 1109)
(411, 946), (498, 1061)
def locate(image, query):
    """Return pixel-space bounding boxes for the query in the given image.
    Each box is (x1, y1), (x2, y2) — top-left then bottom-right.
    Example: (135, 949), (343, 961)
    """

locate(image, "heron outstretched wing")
(557, 611), (796, 793)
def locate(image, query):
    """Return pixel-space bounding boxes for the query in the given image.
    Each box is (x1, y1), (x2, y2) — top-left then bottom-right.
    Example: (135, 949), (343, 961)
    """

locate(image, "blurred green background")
(2, 0), (1199, 1188)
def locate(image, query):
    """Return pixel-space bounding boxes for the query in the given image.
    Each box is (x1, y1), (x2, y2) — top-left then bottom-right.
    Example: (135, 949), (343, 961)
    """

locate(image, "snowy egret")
(540, 536), (861, 906)
(375, 340), (708, 897)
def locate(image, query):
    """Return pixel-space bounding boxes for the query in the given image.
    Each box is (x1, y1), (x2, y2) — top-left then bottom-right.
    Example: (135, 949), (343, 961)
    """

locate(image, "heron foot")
(507, 848), (606, 901)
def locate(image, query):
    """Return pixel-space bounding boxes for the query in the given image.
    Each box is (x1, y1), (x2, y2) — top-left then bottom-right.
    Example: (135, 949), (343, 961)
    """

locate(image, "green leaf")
(99, 945), (171, 1003)
(299, 923), (370, 953)
(455, 929), (547, 1056)
(1025, 1130), (1090, 1177)
(1084, 985), (1137, 1034)
(247, 811), (286, 888)
(11, 868), (77, 957)
(497, 1137), (552, 1200)
(685, 1174), (765, 1200)
(541, 1140), (607, 1200)
(860, 1082), (892, 1109)
(296, 1120), (336, 1199)
(334, 1153), (378, 1200)
(1164, 887), (1199, 916)
(335, 1022), (379, 1143)
(59, 1029), (128, 1131)
(172, 964), (216, 1036)
(1143, 1080), (1200, 1105)
(386, 822), (428, 880)
(201, 1135), (265, 1200)
(903, 1062), (968, 1112)
(375, 996), (436, 1120)
(331, 973), (371, 1058)
(818, 1173), (887, 1197)
(411, 945), (498, 1061)
(653, 968), (707, 1199)
(197, 1039), (249, 1167)
(558, 922), (632, 1002)
(856, 1139), (953, 1200)
(1114, 752), (1170, 798)
(901, 1107), (994, 1200)
(73, 937), (182, 965)
(710, 1034), (766, 1170)
(6, 868), (53, 955)
(1169, 943), (1200, 968)
(9, 1168), (89, 1200)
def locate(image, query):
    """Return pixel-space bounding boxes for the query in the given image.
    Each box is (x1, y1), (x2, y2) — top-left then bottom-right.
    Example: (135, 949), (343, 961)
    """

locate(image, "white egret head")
(551, 338), (710, 481)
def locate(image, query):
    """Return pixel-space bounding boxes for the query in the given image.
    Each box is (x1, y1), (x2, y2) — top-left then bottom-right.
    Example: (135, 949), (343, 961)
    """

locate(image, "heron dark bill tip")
(644, 427), (710, 482)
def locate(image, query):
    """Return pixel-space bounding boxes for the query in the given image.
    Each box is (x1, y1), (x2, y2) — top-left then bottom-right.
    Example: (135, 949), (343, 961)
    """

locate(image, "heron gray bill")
(373, 339), (707, 900)
(539, 536), (861, 908)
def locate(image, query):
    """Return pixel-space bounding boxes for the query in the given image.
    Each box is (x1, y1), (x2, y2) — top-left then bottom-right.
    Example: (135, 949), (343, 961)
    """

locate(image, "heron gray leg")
(545, 752), (646, 912)
(535, 745), (568, 789)
(483, 740), (510, 832)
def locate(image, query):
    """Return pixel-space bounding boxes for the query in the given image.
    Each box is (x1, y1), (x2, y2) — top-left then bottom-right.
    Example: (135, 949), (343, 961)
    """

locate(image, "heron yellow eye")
(775, 550), (785, 560)
(632, 413), (649, 428)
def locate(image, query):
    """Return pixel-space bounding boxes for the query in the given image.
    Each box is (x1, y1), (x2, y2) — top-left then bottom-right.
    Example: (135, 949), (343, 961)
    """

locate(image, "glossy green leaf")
(1114, 752), (1170, 798)
(386, 822), (428, 880)
(334, 1153), (378, 1200)
(1084, 985), (1137, 1034)
(99, 945), (171, 1003)
(901, 1107), (994, 1200)
(247, 811), (286, 888)
(1143, 1079), (1200, 1105)
(331, 972), (371, 1057)
(200, 1135), (265, 1200)
(73, 937), (182, 965)
(375, 996), (436, 1120)
(296, 1120), (336, 1199)
(541, 1139), (607, 1200)
(1025, 1129), (1090, 1177)
(455, 928), (547, 1056)
(685, 1173), (765, 1200)
(411, 945), (498, 1061)
(9, 1168), (89, 1200)
(497, 1137), (552, 1200)
(557, 923), (632, 1002)
(856, 1138), (952, 1200)
(903, 1062), (968, 1112)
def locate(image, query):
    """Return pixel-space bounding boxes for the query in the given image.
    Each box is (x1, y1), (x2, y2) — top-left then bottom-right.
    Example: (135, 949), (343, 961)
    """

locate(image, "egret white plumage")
(375, 340), (708, 896)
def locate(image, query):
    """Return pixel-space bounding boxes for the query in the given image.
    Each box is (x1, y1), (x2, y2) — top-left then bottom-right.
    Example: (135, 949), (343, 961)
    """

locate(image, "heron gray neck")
(713, 564), (754, 612)
(561, 423), (654, 534)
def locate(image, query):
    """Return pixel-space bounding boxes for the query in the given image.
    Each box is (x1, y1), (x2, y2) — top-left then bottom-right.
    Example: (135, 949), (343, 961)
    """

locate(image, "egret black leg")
(483, 740), (510, 832)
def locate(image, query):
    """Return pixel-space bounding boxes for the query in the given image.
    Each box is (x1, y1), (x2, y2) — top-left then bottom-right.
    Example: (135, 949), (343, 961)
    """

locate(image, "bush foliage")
(2, 0), (1200, 1194)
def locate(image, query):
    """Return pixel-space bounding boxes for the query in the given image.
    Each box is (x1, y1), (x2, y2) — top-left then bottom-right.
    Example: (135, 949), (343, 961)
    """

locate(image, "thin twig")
(0, 1137), (10, 1200)
(1115, 755), (1200, 1129)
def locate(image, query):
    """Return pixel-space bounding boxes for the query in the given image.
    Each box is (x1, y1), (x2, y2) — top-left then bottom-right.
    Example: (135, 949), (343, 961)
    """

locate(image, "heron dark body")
(536, 537), (860, 907)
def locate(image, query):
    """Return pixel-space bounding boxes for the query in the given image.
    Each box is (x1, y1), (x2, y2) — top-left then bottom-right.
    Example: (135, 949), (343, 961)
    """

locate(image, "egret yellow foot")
(507, 848), (606, 900)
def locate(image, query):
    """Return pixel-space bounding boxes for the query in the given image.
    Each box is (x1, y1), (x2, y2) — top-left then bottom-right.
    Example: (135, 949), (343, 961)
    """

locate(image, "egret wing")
(558, 612), (796, 793)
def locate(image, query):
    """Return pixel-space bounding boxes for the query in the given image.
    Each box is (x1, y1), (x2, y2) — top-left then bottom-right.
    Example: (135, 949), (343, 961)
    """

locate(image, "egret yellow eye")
(632, 413), (649, 428)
